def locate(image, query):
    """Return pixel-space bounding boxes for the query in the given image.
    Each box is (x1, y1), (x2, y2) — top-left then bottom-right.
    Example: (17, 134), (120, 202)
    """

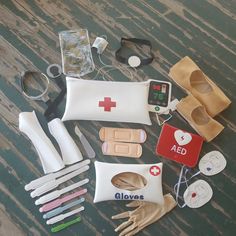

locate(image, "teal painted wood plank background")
(0, 0), (235, 235)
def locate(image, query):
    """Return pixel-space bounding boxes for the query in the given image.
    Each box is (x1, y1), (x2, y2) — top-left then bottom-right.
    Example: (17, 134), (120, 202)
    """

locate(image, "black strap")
(44, 76), (66, 120)
(115, 37), (154, 66)
(44, 87), (66, 120)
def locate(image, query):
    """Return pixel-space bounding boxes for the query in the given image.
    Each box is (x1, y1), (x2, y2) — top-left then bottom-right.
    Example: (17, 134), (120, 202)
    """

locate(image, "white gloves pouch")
(94, 161), (164, 204)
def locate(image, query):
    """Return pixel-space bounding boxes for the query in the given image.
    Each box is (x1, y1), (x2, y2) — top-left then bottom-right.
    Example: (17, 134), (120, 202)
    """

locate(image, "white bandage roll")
(48, 118), (83, 165)
(19, 111), (64, 174)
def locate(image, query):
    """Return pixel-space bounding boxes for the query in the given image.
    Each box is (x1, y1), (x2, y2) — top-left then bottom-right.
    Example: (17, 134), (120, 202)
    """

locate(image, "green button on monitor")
(155, 106), (160, 111)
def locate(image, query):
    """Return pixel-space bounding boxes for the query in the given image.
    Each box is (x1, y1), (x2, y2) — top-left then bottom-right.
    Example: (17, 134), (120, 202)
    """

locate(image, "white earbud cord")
(174, 165), (201, 208)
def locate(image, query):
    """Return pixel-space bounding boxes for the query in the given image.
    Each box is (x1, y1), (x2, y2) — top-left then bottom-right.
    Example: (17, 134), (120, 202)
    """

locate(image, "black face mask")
(115, 38), (154, 68)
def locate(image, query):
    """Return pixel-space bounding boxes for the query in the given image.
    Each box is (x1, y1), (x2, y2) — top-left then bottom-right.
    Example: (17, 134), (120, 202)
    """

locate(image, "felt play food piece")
(176, 95), (224, 142)
(94, 161), (164, 204)
(183, 180), (213, 208)
(199, 151), (226, 176)
(169, 56), (231, 117)
(99, 127), (147, 143)
(62, 77), (151, 125)
(102, 141), (142, 158)
(112, 193), (176, 236)
(156, 124), (204, 167)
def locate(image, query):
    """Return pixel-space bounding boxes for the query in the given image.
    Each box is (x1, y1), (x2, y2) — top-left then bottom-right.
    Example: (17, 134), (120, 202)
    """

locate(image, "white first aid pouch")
(93, 161), (164, 204)
(62, 77), (151, 125)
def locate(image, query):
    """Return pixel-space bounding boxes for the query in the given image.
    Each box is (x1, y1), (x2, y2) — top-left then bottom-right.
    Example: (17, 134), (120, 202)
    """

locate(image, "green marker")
(51, 216), (81, 233)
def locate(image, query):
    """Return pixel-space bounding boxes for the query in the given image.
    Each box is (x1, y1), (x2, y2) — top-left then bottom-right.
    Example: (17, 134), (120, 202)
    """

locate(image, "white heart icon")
(174, 130), (192, 146)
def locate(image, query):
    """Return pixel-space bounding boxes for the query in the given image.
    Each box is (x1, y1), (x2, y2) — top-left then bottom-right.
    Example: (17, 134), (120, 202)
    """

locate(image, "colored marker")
(51, 216), (81, 233)
(40, 188), (87, 212)
(43, 198), (85, 219)
(47, 206), (84, 225)
(31, 165), (89, 198)
(35, 178), (89, 205)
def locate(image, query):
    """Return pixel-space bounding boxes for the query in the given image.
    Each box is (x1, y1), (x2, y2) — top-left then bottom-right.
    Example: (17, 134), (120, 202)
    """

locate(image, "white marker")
(25, 159), (90, 191)
(31, 165), (89, 198)
(46, 206), (85, 225)
(35, 178), (89, 205)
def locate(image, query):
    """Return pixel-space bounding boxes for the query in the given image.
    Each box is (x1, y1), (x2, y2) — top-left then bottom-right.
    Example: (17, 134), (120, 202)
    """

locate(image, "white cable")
(174, 166), (201, 208)
(92, 35), (138, 81)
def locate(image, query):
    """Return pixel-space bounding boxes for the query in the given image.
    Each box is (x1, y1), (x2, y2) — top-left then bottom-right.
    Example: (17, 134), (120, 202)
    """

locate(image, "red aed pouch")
(156, 124), (204, 167)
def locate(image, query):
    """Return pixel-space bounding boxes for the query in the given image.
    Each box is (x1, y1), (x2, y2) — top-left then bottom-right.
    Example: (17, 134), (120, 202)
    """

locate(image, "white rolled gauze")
(48, 118), (83, 165)
(19, 111), (64, 174)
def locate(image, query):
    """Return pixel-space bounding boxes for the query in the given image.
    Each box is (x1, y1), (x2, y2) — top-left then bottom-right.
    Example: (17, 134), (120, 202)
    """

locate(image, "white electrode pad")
(62, 77), (151, 125)
(94, 161), (164, 204)
(183, 180), (213, 208)
(199, 151), (226, 176)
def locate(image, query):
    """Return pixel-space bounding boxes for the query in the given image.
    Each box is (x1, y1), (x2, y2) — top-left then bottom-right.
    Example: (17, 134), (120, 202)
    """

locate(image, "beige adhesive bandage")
(99, 127), (147, 143)
(102, 141), (142, 158)
(176, 95), (224, 142)
(169, 56), (231, 117)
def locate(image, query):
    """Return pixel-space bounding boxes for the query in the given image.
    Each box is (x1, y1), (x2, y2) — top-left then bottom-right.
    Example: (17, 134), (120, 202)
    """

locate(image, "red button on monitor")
(153, 85), (161, 90)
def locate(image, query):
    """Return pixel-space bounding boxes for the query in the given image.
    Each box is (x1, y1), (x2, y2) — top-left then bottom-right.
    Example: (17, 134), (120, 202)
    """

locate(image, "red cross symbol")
(99, 97), (116, 112)
(149, 166), (161, 176)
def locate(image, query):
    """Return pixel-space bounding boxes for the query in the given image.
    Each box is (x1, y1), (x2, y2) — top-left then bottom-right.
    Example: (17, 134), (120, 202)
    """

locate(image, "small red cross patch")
(99, 97), (116, 112)
(149, 166), (161, 176)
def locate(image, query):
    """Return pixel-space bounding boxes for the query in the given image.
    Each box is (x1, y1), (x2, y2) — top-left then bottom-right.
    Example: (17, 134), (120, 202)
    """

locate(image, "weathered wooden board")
(0, 0), (235, 235)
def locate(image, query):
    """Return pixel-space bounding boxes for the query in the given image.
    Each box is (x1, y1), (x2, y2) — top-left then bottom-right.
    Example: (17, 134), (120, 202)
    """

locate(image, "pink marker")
(39, 188), (87, 212)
